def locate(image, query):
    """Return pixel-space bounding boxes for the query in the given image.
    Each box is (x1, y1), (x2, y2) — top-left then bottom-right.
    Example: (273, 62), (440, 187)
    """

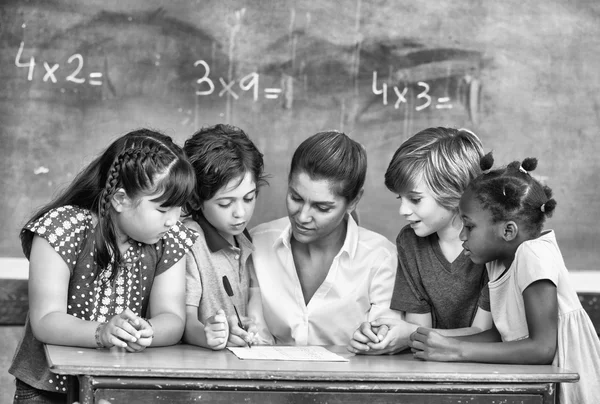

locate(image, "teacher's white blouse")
(248, 215), (402, 346)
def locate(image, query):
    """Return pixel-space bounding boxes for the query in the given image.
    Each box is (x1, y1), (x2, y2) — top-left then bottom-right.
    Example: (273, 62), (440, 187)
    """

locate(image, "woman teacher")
(247, 130), (402, 346)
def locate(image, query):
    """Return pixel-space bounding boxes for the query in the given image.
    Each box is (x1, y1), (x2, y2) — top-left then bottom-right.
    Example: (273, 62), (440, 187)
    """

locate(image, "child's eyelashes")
(217, 197), (255, 208)
(395, 195), (421, 204)
(462, 221), (474, 231)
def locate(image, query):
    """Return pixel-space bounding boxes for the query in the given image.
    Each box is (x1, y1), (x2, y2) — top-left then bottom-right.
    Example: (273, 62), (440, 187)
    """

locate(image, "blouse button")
(234, 254), (240, 260)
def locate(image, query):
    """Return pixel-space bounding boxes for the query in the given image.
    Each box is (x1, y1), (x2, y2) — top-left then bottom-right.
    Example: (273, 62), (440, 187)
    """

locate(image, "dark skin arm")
(409, 280), (558, 364)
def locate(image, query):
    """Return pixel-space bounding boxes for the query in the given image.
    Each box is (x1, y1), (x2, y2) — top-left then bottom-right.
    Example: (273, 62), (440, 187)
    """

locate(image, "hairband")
(519, 165), (528, 174)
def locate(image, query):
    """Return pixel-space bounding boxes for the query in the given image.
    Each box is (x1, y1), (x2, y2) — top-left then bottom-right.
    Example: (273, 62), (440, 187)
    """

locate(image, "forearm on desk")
(33, 312), (103, 348)
(147, 312), (185, 346)
(183, 307), (210, 347)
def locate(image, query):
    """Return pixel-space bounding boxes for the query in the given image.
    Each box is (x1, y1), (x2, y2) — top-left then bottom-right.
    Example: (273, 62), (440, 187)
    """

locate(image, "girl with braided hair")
(10, 129), (198, 404)
(409, 154), (600, 404)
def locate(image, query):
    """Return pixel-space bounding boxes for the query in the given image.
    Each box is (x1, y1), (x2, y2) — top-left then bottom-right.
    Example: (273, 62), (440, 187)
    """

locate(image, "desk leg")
(66, 376), (79, 404)
(77, 375), (94, 404)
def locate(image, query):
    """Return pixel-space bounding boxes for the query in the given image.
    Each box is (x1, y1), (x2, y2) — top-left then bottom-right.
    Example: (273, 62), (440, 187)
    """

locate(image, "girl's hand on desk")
(125, 317), (154, 352)
(409, 327), (461, 362)
(227, 315), (258, 347)
(204, 309), (229, 350)
(100, 309), (143, 349)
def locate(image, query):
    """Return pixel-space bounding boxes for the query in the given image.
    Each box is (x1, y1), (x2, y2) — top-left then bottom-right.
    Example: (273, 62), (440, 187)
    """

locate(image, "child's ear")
(110, 188), (132, 213)
(500, 221), (519, 241)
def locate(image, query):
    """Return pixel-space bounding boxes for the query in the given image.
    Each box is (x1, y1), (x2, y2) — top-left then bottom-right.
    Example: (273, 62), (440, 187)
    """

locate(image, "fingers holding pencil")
(227, 315), (258, 347)
(222, 275), (253, 348)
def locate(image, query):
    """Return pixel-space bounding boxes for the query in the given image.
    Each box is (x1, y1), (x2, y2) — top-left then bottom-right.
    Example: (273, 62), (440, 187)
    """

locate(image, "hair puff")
(543, 198), (557, 216)
(521, 157), (538, 172)
(480, 152), (494, 171)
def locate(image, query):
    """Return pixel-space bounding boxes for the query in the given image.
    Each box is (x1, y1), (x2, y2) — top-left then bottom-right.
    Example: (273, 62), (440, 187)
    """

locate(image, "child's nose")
(165, 207), (181, 227)
(233, 202), (246, 218)
(398, 200), (411, 217)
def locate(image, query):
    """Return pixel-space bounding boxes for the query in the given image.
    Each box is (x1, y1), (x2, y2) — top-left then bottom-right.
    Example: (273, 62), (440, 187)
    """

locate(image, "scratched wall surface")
(1, 0), (599, 270)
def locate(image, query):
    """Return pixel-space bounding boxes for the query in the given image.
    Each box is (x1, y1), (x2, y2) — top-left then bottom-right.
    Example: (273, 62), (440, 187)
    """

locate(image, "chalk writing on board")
(372, 71), (453, 112)
(15, 42), (103, 86)
(194, 60), (292, 101)
(14, 41), (462, 115)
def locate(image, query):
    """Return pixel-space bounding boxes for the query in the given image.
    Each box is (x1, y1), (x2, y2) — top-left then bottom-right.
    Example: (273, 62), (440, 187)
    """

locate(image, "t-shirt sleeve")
(155, 221), (198, 276)
(23, 206), (91, 274)
(185, 249), (202, 307)
(390, 231), (431, 314)
(477, 269), (491, 311)
(516, 242), (558, 292)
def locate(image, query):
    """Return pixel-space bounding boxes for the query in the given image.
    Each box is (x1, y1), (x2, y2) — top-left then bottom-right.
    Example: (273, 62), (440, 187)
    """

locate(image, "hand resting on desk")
(203, 309), (229, 350)
(409, 327), (463, 362)
(347, 317), (418, 355)
(97, 308), (153, 352)
(124, 315), (154, 352)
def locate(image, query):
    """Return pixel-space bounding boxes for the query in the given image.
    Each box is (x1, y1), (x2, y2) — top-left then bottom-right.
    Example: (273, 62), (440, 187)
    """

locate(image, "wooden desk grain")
(45, 344), (578, 404)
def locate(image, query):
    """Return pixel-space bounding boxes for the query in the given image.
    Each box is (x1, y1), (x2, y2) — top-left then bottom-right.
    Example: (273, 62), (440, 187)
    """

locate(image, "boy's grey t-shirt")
(390, 225), (490, 329)
(184, 215), (254, 323)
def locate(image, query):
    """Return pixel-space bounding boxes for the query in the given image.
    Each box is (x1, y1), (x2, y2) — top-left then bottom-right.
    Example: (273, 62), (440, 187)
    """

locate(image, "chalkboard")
(1, 0), (599, 270)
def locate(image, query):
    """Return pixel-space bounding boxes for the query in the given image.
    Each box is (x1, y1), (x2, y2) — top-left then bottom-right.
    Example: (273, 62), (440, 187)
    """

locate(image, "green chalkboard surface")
(1, 0), (599, 270)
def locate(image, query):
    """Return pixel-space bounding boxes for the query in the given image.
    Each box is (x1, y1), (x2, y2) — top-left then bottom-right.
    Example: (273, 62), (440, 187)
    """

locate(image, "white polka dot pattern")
(16, 205), (199, 393)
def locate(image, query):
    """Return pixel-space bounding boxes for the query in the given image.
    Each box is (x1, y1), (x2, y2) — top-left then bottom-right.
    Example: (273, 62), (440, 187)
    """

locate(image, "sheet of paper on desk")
(227, 346), (349, 362)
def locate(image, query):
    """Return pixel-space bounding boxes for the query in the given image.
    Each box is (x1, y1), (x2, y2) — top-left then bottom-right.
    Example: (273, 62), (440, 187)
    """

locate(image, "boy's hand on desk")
(205, 309), (229, 350)
(227, 315), (258, 347)
(369, 317), (417, 354)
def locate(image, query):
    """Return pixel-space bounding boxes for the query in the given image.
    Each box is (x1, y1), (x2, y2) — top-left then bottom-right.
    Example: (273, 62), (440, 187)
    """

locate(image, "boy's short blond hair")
(384, 127), (484, 211)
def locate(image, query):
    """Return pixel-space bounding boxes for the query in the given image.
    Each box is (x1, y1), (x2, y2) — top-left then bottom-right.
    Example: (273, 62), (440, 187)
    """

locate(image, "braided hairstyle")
(466, 153), (557, 236)
(21, 128), (196, 276)
(183, 124), (268, 224)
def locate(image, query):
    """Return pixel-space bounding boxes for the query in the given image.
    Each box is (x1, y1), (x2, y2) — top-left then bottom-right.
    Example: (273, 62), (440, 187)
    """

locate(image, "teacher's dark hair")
(289, 130), (366, 202)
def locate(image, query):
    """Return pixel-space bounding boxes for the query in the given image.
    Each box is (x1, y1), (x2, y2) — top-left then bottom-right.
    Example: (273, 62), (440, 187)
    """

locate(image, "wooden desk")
(45, 344), (578, 404)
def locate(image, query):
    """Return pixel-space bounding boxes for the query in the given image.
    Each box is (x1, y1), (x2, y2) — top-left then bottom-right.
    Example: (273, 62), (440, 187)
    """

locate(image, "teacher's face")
(286, 171), (350, 244)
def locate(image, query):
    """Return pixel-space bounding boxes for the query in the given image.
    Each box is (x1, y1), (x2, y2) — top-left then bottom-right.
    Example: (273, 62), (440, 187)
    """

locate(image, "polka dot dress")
(10, 205), (197, 393)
